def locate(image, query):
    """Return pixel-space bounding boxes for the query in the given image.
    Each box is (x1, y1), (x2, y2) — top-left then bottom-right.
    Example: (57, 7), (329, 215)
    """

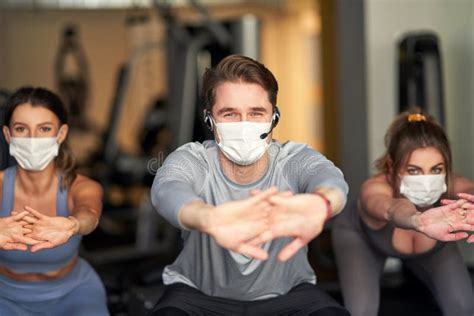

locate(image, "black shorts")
(149, 282), (349, 316)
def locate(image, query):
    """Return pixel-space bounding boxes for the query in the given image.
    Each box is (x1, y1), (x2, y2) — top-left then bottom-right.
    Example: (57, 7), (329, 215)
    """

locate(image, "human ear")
(57, 124), (69, 144)
(2, 126), (10, 144)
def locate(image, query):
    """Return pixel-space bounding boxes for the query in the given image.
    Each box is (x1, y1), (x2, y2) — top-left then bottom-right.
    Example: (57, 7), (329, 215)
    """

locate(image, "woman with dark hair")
(332, 111), (474, 316)
(0, 87), (108, 315)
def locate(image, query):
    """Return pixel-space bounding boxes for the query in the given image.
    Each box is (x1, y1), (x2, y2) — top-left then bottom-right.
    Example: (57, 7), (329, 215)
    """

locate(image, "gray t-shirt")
(151, 140), (348, 300)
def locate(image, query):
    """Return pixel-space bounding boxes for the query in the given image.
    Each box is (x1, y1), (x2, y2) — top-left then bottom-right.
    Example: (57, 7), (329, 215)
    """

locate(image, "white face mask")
(215, 121), (272, 166)
(9, 136), (60, 171)
(399, 174), (447, 208)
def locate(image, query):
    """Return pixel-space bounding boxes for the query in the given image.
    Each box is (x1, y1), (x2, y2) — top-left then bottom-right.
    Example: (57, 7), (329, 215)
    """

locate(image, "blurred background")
(0, 0), (473, 315)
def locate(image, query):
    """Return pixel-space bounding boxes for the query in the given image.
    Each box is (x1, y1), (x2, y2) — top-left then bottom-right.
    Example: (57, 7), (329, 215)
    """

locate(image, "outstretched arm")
(360, 176), (472, 241)
(22, 176), (102, 252)
(68, 176), (103, 235)
(254, 147), (348, 262)
(247, 186), (346, 262)
(179, 187), (278, 260)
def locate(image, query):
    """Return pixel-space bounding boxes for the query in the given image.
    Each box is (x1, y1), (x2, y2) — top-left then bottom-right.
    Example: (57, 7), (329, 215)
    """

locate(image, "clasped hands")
(414, 193), (474, 242)
(0, 206), (78, 252)
(204, 187), (330, 262)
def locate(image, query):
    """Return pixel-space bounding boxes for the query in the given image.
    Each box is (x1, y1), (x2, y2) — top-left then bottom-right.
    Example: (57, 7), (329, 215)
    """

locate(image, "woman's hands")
(413, 199), (474, 241)
(21, 206), (78, 252)
(6, 206), (79, 252)
(0, 211), (41, 250)
(439, 193), (474, 242)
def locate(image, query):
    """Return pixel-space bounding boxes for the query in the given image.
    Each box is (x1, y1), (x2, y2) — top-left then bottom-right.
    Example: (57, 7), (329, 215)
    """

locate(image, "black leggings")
(149, 283), (349, 316)
(155, 306), (347, 316)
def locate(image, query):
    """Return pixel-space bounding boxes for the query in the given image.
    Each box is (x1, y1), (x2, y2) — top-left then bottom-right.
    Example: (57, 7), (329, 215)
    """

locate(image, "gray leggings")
(332, 211), (474, 316)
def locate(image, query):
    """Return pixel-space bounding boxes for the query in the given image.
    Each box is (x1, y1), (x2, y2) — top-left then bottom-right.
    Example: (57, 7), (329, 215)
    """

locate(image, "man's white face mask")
(215, 121), (272, 166)
(8, 132), (60, 171)
(399, 174), (447, 208)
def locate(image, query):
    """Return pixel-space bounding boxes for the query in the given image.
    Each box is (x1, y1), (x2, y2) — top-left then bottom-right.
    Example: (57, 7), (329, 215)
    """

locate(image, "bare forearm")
(179, 200), (214, 233)
(386, 198), (420, 230)
(315, 187), (346, 217)
(70, 207), (100, 235)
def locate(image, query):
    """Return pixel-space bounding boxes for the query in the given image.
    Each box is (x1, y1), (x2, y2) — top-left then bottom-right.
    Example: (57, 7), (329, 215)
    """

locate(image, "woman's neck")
(16, 164), (57, 196)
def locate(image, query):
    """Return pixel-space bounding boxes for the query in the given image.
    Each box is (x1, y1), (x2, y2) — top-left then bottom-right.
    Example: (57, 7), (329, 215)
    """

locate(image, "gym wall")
(0, 0), (326, 158)
(364, 0), (474, 266)
(365, 0), (474, 179)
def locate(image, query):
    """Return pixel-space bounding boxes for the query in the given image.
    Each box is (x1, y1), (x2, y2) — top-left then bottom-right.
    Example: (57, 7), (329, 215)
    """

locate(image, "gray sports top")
(151, 140), (348, 300)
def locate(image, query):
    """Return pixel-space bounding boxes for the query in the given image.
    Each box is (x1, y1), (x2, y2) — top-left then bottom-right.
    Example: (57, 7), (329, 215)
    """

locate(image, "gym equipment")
(398, 32), (445, 126)
(82, 0), (262, 264)
(55, 24), (90, 130)
(155, 0), (261, 150)
(77, 2), (261, 313)
(139, 98), (170, 157)
(80, 11), (176, 266)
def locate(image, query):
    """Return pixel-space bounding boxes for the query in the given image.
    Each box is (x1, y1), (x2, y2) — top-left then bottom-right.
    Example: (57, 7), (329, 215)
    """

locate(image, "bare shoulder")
(450, 173), (474, 196)
(360, 173), (393, 198)
(70, 174), (103, 195)
(359, 173), (393, 228)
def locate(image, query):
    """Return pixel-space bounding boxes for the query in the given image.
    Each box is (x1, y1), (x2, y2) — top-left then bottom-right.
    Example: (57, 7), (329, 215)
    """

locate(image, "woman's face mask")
(5, 103), (66, 171)
(399, 174), (447, 207)
(214, 121), (272, 166)
(8, 131), (60, 171)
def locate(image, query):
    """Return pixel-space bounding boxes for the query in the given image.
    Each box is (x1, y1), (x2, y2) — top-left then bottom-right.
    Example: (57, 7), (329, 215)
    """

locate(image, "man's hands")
(202, 188), (333, 262)
(203, 188), (277, 260)
(1, 206), (79, 252)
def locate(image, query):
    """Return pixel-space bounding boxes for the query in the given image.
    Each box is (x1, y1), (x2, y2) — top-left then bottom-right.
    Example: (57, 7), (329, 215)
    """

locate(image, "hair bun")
(408, 113), (426, 122)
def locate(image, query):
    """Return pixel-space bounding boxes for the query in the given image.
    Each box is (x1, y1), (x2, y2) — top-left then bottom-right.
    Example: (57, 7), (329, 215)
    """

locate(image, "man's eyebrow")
(249, 107), (268, 112)
(216, 107), (238, 115)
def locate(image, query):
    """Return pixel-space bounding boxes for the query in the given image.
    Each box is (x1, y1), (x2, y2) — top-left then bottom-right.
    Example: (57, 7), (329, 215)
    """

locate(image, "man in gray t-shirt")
(150, 55), (350, 316)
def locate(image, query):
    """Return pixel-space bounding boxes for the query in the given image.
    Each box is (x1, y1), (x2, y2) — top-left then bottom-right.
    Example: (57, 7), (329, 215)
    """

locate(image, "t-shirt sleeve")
(150, 146), (207, 229)
(283, 145), (349, 206)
